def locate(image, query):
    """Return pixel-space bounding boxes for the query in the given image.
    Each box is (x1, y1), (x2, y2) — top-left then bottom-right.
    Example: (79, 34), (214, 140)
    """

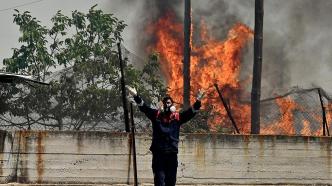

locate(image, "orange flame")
(261, 97), (297, 135)
(327, 102), (332, 128)
(301, 120), (311, 135)
(147, 11), (253, 132)
(146, 10), (328, 136)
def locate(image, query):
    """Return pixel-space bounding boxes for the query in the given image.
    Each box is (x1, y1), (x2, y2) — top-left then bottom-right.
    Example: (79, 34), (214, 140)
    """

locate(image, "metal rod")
(117, 42), (130, 132)
(318, 88), (329, 136)
(126, 133), (132, 185)
(251, 0), (264, 134)
(326, 115), (330, 136)
(214, 84), (240, 134)
(130, 103), (138, 186)
(183, 0), (191, 109)
(13, 131), (22, 182)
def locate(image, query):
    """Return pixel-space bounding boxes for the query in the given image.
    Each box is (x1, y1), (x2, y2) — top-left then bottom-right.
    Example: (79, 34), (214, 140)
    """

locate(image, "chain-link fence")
(1, 45), (331, 136)
(260, 87), (331, 136)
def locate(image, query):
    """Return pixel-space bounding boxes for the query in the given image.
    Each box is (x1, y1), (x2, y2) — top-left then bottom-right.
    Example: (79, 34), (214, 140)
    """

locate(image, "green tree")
(2, 5), (165, 131)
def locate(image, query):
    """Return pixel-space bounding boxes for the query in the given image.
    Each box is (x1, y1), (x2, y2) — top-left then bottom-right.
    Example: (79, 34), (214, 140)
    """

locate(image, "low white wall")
(0, 130), (331, 184)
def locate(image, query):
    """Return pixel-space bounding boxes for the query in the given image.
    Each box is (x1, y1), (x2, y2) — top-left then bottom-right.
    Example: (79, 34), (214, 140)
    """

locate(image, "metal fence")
(260, 87), (331, 136)
(1, 45), (331, 136)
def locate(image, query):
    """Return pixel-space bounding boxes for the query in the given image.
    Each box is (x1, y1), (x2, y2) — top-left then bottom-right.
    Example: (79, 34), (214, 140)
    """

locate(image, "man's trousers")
(152, 152), (178, 186)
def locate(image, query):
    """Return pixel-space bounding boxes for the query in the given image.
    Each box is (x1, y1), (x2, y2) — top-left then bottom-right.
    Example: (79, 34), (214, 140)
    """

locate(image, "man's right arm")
(127, 85), (158, 120)
(133, 95), (158, 121)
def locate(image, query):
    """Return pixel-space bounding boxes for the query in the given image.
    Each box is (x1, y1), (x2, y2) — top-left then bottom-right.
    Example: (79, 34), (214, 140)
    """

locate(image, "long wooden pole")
(183, 0), (191, 109)
(251, 0), (264, 134)
(117, 43), (130, 132)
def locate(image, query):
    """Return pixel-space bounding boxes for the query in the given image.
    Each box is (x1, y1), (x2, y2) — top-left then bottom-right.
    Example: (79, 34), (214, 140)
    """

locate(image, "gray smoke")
(264, 0), (332, 97)
(192, 0), (332, 97)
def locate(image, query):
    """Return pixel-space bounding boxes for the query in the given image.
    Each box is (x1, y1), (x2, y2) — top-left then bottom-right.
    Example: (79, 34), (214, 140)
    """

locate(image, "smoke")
(274, 0), (332, 95)
(137, 0), (183, 57)
(118, 0), (332, 96)
(102, 1), (145, 56)
(194, 0), (332, 97)
(258, 0), (332, 97)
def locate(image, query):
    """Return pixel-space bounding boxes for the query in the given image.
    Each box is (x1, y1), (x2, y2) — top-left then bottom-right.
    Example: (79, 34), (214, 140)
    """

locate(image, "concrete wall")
(0, 130), (331, 185)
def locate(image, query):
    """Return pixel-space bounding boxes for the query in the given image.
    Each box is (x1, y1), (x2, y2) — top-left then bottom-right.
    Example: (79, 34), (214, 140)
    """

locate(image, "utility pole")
(251, 0), (264, 134)
(183, 0), (191, 109)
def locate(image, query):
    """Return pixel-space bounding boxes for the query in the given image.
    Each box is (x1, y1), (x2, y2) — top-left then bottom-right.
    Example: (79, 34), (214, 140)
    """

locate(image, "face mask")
(170, 105), (176, 113)
(164, 105), (170, 112)
(164, 104), (176, 112)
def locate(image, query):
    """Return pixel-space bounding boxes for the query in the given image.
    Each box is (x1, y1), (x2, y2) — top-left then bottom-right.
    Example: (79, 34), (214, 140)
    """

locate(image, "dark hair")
(162, 96), (174, 104)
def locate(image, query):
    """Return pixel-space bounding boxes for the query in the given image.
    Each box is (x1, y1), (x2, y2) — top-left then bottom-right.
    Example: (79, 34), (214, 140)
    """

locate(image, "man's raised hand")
(126, 85), (137, 97)
(196, 89), (206, 101)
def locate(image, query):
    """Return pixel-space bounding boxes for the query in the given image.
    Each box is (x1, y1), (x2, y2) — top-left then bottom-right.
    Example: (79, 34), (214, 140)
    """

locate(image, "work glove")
(196, 89), (205, 101)
(193, 89), (205, 111)
(126, 85), (137, 97)
(126, 86), (142, 104)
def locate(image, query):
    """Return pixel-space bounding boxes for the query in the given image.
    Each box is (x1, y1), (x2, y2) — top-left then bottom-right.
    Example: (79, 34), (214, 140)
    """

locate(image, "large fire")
(147, 11), (253, 132)
(146, 10), (331, 136)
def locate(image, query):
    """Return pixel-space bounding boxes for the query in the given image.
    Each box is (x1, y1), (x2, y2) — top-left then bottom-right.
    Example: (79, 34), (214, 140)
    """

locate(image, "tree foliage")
(1, 5), (166, 131)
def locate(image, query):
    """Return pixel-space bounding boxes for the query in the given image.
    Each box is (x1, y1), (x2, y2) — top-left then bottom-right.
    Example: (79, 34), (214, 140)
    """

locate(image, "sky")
(0, 0), (141, 65)
(1, 0), (332, 96)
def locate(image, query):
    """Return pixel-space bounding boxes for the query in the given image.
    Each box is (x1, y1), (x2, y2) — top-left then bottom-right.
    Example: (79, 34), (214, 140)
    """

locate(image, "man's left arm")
(179, 100), (201, 125)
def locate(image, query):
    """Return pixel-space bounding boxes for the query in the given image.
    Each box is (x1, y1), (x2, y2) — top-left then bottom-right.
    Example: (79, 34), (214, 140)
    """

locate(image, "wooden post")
(183, 0), (191, 109)
(117, 43), (130, 132)
(251, 0), (264, 134)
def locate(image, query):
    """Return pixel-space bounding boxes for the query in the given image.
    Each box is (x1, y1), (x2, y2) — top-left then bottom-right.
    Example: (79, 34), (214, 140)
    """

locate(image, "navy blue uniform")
(133, 95), (201, 186)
